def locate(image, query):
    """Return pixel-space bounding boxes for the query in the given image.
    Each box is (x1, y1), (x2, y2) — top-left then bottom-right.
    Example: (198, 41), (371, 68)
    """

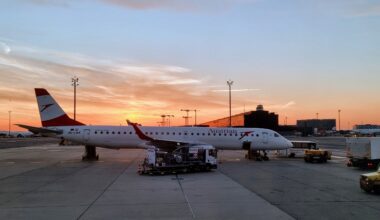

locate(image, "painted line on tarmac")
(332, 156), (346, 159)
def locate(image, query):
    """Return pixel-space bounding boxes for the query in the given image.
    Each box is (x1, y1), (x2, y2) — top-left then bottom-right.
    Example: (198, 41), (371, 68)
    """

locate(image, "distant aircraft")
(0, 131), (33, 138)
(352, 129), (380, 136)
(18, 88), (293, 160)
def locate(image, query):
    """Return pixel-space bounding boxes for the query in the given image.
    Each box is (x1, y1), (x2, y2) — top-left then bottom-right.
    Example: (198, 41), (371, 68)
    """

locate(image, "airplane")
(352, 128), (380, 136)
(18, 88), (293, 160)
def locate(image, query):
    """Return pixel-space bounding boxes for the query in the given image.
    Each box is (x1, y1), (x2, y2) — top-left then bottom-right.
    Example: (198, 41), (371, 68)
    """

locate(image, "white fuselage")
(53, 125), (293, 151)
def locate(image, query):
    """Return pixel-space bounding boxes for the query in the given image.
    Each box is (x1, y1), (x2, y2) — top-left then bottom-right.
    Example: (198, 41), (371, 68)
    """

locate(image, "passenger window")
(155, 132), (158, 135)
(184, 133), (187, 135)
(129, 132), (132, 135)
(167, 132), (170, 135)
(106, 131), (109, 134)
(191, 133), (194, 135)
(95, 131), (97, 134)
(197, 133), (199, 136)
(150, 132), (153, 135)
(173, 132), (175, 135)
(256, 134), (259, 137)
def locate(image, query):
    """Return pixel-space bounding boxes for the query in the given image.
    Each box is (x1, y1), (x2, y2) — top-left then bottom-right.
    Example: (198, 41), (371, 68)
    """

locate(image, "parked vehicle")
(347, 137), (380, 169)
(360, 168), (380, 193)
(139, 145), (217, 175)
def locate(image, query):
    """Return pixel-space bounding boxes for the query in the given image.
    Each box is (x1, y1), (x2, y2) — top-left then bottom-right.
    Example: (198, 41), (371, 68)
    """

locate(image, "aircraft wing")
(16, 124), (63, 136)
(128, 120), (205, 151)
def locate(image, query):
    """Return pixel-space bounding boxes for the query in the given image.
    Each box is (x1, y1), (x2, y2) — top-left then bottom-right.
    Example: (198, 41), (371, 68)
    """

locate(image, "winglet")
(127, 120), (154, 141)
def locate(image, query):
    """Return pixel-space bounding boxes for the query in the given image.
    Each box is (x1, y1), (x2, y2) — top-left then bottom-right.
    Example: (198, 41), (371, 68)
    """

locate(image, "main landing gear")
(246, 149), (269, 161)
(82, 145), (99, 161)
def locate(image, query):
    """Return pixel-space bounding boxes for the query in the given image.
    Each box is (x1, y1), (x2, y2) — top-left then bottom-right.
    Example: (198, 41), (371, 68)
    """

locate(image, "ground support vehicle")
(347, 137), (380, 169)
(275, 140), (318, 158)
(304, 149), (332, 163)
(360, 168), (380, 193)
(138, 145), (217, 175)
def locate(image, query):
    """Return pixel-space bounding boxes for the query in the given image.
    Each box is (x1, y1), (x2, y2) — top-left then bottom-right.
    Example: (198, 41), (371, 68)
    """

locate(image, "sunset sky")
(0, 0), (379, 131)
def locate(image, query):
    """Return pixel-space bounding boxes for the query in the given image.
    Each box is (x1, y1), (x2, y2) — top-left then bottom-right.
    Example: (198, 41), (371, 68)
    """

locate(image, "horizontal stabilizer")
(16, 124), (63, 135)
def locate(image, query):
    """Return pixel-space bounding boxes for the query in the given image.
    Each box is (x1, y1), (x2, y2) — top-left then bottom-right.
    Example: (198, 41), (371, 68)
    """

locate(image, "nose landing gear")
(246, 149), (269, 161)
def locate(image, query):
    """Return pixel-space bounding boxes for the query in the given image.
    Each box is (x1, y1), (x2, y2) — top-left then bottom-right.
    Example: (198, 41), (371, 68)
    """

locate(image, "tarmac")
(0, 140), (291, 220)
(0, 137), (379, 219)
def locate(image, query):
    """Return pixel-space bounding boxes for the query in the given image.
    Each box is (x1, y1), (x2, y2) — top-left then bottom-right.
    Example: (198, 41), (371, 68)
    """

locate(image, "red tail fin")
(35, 88), (85, 127)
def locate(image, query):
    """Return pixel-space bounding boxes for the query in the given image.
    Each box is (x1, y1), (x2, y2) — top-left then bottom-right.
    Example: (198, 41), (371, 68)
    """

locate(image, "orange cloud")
(0, 47), (264, 130)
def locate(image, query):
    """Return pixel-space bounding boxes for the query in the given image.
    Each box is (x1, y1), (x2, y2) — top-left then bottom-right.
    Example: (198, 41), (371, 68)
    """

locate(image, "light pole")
(160, 115), (166, 126)
(165, 115), (174, 127)
(181, 109), (191, 126)
(338, 109), (341, 131)
(71, 76), (79, 121)
(316, 113), (319, 120)
(227, 80), (234, 127)
(8, 111), (11, 137)
(193, 109), (199, 126)
(284, 116), (288, 126)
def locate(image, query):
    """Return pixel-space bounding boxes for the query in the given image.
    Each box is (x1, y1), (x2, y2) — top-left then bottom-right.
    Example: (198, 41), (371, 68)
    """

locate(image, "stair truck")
(139, 144), (218, 175)
(347, 137), (380, 169)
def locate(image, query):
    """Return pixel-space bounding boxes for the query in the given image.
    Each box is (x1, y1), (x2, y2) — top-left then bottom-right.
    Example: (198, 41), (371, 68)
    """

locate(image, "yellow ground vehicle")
(360, 168), (380, 193)
(304, 149), (332, 163)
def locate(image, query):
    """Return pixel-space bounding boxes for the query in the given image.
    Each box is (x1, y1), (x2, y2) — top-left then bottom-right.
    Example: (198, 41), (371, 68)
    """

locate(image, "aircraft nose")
(286, 139), (293, 148)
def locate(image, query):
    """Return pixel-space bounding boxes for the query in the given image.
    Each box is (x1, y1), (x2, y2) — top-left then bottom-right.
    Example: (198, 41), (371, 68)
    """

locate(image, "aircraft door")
(262, 132), (268, 145)
(242, 141), (251, 150)
(83, 129), (90, 142)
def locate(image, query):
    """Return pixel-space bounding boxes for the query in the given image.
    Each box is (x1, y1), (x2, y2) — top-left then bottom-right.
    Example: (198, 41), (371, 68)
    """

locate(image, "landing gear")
(82, 145), (99, 161)
(246, 149), (269, 161)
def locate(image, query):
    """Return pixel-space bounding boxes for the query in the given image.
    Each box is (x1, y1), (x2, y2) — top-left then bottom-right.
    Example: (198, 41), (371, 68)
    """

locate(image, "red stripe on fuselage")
(35, 88), (50, 97)
(42, 114), (85, 127)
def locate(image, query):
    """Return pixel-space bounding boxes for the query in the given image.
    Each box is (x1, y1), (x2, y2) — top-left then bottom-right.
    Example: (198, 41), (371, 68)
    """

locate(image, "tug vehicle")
(360, 168), (380, 193)
(138, 145), (217, 175)
(304, 148), (332, 163)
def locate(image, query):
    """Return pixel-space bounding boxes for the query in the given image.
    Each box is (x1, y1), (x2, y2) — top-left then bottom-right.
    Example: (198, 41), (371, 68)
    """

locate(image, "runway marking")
(221, 158), (241, 162)
(5, 161), (15, 164)
(176, 174), (195, 219)
(76, 156), (139, 220)
(332, 156), (346, 159)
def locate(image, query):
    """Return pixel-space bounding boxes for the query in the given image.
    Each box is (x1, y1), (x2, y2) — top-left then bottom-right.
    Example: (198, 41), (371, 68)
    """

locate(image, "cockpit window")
(274, 133), (280, 137)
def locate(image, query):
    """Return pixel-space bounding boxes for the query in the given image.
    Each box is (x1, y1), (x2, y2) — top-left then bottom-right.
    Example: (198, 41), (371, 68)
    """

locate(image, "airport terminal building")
(297, 119), (336, 135)
(201, 105), (282, 131)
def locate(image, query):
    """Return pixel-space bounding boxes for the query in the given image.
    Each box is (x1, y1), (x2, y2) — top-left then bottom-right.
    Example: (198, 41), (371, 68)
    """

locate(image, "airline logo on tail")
(40, 104), (54, 112)
(35, 88), (84, 127)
